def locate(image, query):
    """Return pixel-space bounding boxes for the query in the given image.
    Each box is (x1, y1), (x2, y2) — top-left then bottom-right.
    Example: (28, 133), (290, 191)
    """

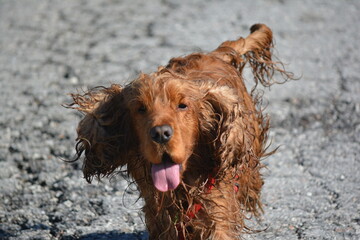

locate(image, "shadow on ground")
(62, 231), (148, 240)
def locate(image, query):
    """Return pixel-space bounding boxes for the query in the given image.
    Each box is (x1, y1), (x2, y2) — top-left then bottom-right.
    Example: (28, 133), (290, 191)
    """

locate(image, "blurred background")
(0, 0), (359, 239)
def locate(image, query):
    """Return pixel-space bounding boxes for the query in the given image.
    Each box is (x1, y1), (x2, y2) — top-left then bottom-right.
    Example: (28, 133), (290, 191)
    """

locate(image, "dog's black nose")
(150, 125), (173, 144)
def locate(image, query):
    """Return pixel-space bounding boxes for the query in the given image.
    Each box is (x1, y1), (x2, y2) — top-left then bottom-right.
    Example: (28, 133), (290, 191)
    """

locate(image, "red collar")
(177, 173), (239, 239)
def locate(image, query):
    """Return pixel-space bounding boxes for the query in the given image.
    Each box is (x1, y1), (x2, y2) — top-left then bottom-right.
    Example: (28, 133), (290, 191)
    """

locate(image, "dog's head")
(127, 71), (201, 192)
(69, 64), (242, 192)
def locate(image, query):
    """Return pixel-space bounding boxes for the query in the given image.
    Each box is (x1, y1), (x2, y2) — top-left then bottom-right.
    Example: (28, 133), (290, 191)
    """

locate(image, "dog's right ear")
(67, 84), (135, 183)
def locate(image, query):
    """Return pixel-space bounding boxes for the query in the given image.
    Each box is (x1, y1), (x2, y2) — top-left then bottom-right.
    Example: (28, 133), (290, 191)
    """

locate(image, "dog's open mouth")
(151, 153), (181, 192)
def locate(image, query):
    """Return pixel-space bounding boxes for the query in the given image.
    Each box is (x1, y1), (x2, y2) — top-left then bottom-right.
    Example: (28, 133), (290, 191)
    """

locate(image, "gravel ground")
(0, 0), (359, 239)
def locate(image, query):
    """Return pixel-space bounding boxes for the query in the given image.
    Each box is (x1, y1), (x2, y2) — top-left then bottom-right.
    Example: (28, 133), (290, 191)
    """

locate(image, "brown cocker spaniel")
(68, 24), (292, 239)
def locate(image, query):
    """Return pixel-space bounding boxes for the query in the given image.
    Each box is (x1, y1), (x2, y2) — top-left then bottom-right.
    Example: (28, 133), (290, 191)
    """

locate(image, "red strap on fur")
(177, 203), (203, 240)
(187, 203), (203, 219)
(234, 175), (240, 193)
(205, 175), (216, 193)
(177, 174), (239, 239)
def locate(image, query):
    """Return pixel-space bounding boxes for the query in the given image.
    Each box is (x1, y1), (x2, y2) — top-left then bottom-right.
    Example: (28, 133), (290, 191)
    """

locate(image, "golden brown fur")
(67, 24), (292, 239)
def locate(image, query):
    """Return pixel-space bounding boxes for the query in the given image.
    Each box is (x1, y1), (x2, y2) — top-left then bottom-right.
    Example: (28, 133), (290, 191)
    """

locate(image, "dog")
(68, 24), (292, 239)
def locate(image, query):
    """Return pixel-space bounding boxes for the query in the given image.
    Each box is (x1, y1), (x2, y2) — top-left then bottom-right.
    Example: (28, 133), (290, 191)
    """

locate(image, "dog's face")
(127, 73), (199, 192)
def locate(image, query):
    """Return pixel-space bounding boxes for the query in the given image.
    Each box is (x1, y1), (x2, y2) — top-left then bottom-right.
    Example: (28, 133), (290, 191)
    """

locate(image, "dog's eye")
(138, 105), (147, 113)
(178, 103), (188, 110)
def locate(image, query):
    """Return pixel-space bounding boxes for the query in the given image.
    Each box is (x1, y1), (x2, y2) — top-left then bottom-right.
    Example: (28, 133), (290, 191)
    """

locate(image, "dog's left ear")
(68, 85), (136, 183)
(198, 84), (266, 213)
(199, 84), (257, 166)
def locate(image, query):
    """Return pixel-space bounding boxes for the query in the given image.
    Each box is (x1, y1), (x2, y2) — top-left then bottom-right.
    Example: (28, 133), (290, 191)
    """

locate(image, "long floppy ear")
(198, 83), (266, 214)
(211, 23), (293, 87)
(199, 83), (262, 167)
(68, 84), (135, 183)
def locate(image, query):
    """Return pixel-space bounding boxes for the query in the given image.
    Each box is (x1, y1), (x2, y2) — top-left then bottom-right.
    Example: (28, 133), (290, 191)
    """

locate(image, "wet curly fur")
(68, 24), (292, 239)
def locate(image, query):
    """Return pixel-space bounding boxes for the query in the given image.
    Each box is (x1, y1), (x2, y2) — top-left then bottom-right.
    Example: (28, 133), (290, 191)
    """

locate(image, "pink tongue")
(151, 161), (180, 192)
